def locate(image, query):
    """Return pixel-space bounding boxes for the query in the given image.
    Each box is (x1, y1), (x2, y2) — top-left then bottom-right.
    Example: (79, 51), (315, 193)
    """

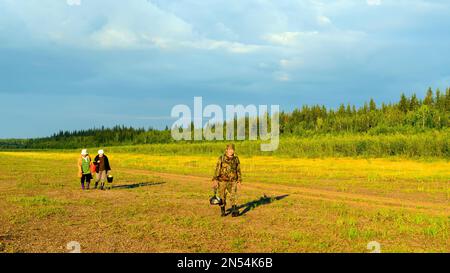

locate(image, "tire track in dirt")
(119, 168), (449, 216)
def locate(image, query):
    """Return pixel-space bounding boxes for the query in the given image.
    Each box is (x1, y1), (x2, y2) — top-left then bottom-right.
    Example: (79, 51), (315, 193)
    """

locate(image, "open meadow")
(0, 149), (448, 253)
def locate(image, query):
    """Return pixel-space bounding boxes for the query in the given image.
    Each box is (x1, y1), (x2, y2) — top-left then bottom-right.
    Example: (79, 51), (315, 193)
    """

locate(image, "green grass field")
(0, 149), (448, 253)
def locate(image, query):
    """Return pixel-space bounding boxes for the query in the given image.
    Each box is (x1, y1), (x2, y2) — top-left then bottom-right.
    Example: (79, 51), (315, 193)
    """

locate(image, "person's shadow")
(112, 181), (166, 189)
(227, 194), (289, 216)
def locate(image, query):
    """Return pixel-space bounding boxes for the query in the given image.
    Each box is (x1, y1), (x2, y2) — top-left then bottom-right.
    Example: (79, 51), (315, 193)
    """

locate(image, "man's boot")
(86, 182), (90, 190)
(94, 182), (98, 189)
(232, 205), (239, 217)
(220, 206), (226, 217)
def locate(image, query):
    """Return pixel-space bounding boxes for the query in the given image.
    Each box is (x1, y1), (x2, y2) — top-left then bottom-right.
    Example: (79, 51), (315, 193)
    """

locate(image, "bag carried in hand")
(90, 163), (96, 173)
(209, 196), (222, 206)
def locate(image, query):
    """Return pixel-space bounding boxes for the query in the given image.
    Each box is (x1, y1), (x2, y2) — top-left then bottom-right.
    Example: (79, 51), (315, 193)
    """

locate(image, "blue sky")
(1, 0), (450, 138)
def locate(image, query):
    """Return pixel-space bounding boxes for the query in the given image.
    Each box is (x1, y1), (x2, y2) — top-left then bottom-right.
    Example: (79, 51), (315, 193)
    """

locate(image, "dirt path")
(119, 168), (449, 216)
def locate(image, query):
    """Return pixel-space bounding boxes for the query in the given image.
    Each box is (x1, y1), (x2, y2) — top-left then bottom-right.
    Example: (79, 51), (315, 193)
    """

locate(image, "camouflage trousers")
(217, 181), (238, 208)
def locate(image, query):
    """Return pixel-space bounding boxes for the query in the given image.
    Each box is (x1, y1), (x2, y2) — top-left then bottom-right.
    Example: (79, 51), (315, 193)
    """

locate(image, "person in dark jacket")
(93, 149), (111, 190)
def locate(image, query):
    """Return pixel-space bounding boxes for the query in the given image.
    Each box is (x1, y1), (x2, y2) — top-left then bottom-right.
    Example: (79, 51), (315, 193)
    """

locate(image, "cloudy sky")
(1, 0), (450, 138)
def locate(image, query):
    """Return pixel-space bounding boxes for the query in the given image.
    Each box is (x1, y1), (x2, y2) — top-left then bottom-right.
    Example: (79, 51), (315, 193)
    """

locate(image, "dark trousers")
(81, 173), (92, 190)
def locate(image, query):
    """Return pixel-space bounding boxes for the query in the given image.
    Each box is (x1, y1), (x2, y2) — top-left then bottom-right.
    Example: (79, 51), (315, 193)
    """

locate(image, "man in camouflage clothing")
(212, 144), (242, 217)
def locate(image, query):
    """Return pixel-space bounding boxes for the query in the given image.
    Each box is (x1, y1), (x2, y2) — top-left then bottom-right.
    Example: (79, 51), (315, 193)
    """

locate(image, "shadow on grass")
(112, 181), (166, 190)
(227, 194), (289, 216)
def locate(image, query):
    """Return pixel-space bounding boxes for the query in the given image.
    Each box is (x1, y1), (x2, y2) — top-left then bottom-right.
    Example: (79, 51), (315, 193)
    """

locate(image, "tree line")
(0, 87), (449, 149)
(279, 87), (450, 136)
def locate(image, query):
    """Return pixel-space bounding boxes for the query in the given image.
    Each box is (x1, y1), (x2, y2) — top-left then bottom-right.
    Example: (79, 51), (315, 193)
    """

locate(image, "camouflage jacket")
(213, 154), (242, 183)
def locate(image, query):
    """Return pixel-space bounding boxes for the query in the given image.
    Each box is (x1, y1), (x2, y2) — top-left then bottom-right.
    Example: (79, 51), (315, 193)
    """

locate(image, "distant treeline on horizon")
(1, 87), (449, 150)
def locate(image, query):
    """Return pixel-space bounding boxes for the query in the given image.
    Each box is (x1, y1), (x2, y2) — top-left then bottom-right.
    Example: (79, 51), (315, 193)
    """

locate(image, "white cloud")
(280, 59), (302, 69)
(317, 15), (332, 26)
(262, 32), (301, 46)
(274, 71), (291, 82)
(146, 36), (172, 50)
(182, 39), (261, 54)
(181, 38), (258, 54)
(66, 0), (81, 6)
(367, 0), (382, 6)
(91, 27), (139, 49)
(90, 31), (262, 53)
(1, 0), (268, 54)
(262, 31), (320, 46)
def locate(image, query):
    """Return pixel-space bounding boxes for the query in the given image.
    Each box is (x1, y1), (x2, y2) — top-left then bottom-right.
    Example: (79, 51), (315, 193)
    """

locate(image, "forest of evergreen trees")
(280, 87), (450, 135)
(0, 87), (449, 149)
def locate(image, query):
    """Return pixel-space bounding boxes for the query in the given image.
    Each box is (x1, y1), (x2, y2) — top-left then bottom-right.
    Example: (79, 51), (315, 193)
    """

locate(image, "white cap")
(81, 149), (88, 156)
(98, 149), (104, 155)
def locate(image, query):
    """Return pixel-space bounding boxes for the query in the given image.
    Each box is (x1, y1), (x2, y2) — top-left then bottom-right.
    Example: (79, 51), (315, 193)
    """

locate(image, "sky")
(1, 0), (450, 138)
